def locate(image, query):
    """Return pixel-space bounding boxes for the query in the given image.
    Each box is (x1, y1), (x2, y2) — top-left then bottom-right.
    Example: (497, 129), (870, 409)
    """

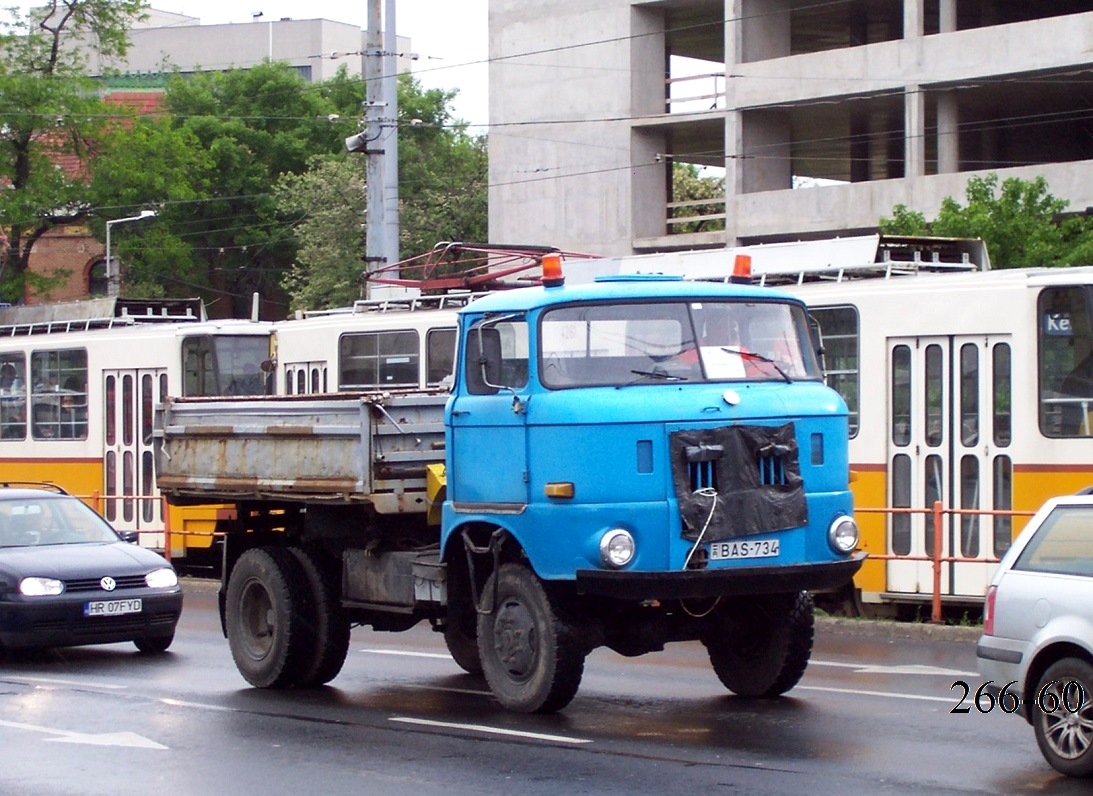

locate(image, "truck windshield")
(539, 300), (821, 388)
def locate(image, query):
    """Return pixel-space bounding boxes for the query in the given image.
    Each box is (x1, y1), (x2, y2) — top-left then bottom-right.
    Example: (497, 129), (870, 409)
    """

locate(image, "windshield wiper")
(619, 369), (688, 388)
(721, 347), (792, 383)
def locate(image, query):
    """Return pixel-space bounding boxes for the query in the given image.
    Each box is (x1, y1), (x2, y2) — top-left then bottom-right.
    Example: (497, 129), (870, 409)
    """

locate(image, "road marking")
(0, 719), (167, 749)
(362, 649), (451, 660)
(0, 675), (126, 690)
(391, 716), (591, 744)
(810, 660), (977, 677)
(798, 685), (954, 704)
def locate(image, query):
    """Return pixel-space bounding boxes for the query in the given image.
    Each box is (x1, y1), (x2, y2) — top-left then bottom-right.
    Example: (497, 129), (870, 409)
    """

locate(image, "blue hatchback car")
(0, 485), (182, 654)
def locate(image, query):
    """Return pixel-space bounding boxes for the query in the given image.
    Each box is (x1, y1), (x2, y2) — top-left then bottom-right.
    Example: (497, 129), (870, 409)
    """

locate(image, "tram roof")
(0, 297), (206, 337)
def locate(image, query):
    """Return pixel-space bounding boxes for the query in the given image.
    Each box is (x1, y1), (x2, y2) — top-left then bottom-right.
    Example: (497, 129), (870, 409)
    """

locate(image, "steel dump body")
(154, 390), (447, 511)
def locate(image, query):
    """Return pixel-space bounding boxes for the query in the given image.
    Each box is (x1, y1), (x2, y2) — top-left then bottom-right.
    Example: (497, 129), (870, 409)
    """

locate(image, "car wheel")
(225, 547), (314, 688)
(703, 591), (814, 698)
(476, 564), (586, 713)
(1033, 658), (1093, 777)
(134, 633), (174, 654)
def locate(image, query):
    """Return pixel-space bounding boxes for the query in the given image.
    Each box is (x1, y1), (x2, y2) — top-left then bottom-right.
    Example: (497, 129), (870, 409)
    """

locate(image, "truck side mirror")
(807, 314), (825, 371)
(467, 327), (503, 395)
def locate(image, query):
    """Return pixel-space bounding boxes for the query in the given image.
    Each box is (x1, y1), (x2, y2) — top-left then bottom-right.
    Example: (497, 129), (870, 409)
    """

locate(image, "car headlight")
(599, 529), (635, 569)
(20, 577), (64, 596)
(827, 515), (859, 554)
(145, 568), (179, 589)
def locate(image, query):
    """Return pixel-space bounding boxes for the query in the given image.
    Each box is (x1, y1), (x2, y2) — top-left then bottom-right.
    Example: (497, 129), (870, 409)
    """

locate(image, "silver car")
(977, 492), (1093, 778)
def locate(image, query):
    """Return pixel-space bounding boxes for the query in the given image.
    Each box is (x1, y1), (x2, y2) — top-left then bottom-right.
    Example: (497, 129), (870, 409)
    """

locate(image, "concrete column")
(905, 86), (925, 177)
(937, 91), (959, 173)
(724, 0), (744, 245)
(740, 0), (791, 62)
(903, 0), (923, 38)
(939, 0), (957, 33)
(630, 6), (665, 117)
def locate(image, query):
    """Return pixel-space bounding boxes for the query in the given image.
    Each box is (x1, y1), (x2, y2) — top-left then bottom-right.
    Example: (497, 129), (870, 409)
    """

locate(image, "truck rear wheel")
(477, 564), (586, 713)
(703, 591), (814, 698)
(289, 547), (351, 687)
(225, 547), (314, 688)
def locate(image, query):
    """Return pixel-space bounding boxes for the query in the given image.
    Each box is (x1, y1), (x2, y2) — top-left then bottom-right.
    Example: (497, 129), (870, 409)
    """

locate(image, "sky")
(147, 0), (489, 127)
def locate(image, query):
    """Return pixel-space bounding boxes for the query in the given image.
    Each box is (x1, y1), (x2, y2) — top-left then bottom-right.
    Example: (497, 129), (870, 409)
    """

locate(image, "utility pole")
(364, 0), (386, 295)
(383, 0), (400, 283)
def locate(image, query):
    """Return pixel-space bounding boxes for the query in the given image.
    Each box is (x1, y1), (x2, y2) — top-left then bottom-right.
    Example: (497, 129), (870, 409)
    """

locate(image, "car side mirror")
(119, 529), (140, 544)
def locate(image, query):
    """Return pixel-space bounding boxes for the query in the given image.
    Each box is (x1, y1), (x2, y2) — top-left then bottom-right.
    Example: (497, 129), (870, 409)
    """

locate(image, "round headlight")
(599, 529), (635, 569)
(20, 577), (64, 596)
(145, 567), (179, 589)
(827, 516), (859, 554)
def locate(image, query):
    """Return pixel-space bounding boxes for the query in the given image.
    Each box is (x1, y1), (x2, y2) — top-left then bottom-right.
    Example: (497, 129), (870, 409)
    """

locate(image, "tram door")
(103, 369), (168, 549)
(886, 335), (1012, 600)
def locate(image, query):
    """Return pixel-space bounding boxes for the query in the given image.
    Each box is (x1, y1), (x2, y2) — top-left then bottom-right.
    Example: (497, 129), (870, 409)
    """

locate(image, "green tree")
(671, 163), (725, 233)
(276, 73), (487, 311)
(880, 174), (1093, 268)
(0, 0), (147, 301)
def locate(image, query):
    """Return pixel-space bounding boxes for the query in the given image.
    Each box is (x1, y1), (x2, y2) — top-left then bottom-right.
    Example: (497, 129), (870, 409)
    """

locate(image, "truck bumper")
(575, 552), (865, 600)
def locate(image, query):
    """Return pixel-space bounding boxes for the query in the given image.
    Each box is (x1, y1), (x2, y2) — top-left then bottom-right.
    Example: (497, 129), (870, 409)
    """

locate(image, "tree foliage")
(879, 174), (1093, 268)
(0, 0), (147, 300)
(670, 163), (725, 233)
(275, 73), (487, 311)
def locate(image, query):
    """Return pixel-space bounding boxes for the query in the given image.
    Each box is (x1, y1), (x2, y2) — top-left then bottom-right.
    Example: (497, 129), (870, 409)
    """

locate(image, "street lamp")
(105, 209), (157, 297)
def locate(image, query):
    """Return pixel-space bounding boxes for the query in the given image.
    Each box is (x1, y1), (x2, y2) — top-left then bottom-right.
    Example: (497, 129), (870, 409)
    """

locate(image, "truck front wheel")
(477, 564), (586, 713)
(225, 548), (314, 688)
(703, 591), (814, 698)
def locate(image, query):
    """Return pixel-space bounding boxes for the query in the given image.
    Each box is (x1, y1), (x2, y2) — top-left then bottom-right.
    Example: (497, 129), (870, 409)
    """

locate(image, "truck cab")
(440, 265), (863, 711)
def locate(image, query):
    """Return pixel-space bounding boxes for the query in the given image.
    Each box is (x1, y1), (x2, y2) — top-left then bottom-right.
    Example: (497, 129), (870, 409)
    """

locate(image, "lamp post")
(104, 209), (157, 297)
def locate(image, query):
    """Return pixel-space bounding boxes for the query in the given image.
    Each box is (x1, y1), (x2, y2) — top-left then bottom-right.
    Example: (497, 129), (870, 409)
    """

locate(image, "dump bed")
(154, 390), (447, 513)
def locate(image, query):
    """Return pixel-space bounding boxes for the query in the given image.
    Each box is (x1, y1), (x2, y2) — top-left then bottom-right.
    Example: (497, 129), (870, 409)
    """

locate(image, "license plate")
(709, 539), (780, 560)
(84, 599), (142, 617)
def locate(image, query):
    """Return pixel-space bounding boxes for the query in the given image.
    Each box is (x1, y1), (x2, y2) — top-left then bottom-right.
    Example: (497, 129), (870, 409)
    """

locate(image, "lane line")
(362, 649), (451, 660)
(0, 675), (126, 690)
(798, 685), (955, 704)
(390, 716), (591, 744)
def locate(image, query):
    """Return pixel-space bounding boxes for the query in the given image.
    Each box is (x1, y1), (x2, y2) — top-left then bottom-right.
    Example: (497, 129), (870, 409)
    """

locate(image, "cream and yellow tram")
(0, 298), (272, 563)
(271, 294), (473, 394)
(794, 265), (1093, 612)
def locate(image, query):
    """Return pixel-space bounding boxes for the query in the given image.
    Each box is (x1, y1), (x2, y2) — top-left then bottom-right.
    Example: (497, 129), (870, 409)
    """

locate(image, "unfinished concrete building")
(488, 1), (1093, 258)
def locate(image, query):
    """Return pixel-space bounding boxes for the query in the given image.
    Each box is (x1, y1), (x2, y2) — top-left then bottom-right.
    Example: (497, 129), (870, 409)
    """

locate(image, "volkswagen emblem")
(100, 576), (117, 592)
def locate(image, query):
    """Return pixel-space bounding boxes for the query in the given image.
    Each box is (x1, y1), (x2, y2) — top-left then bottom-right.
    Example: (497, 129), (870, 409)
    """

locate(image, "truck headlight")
(827, 516), (859, 554)
(599, 529), (635, 569)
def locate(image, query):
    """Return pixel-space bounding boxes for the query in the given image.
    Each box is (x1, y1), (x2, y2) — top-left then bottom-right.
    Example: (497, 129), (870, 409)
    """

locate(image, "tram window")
(104, 451), (117, 522)
(30, 349), (87, 441)
(183, 335), (271, 397)
(924, 344), (943, 447)
(960, 455), (979, 558)
(993, 456), (1013, 557)
(891, 345), (911, 447)
(924, 454), (943, 556)
(960, 343), (979, 446)
(105, 375), (116, 446)
(122, 374), (134, 447)
(141, 374), (154, 446)
(891, 454), (912, 556)
(1038, 286), (1093, 437)
(311, 368), (320, 393)
(296, 370), (306, 394)
(0, 353), (26, 440)
(142, 451), (155, 523)
(992, 343), (1011, 447)
(810, 307), (859, 437)
(339, 331), (419, 389)
(427, 328), (457, 387)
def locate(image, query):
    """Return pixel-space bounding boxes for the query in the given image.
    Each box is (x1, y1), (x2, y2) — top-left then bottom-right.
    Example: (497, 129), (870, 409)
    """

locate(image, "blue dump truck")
(155, 255), (863, 713)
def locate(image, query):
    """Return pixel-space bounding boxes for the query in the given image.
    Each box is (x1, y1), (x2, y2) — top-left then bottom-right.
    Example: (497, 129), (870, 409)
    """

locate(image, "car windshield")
(539, 299), (822, 388)
(0, 497), (121, 548)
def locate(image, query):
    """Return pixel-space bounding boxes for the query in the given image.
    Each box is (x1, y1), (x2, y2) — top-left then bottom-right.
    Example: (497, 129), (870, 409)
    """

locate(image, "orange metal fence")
(77, 491), (175, 561)
(857, 502), (1035, 624)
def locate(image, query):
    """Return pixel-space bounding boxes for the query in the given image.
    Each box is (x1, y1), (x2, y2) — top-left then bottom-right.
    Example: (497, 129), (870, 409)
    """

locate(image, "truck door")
(103, 368), (167, 549)
(886, 335), (1011, 600)
(448, 316), (530, 508)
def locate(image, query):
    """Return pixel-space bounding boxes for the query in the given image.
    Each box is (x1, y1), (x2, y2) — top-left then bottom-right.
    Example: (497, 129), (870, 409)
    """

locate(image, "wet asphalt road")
(0, 578), (1087, 796)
